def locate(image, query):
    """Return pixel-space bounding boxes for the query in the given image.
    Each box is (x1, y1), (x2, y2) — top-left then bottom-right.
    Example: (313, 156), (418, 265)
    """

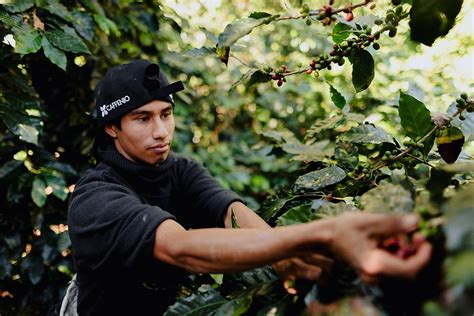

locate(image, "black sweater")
(68, 146), (243, 315)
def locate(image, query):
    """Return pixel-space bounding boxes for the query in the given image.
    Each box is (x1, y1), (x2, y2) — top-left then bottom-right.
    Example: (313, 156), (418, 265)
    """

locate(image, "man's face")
(105, 100), (175, 165)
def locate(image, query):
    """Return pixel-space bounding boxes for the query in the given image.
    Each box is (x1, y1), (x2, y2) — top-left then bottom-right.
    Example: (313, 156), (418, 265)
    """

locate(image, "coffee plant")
(0, 0), (472, 315)
(165, 0), (473, 315)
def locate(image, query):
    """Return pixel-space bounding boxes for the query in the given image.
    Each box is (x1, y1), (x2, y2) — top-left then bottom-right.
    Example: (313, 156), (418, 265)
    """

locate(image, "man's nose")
(152, 119), (168, 139)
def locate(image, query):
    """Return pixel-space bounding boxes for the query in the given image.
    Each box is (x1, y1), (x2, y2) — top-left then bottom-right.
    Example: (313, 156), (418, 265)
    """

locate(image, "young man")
(68, 59), (432, 315)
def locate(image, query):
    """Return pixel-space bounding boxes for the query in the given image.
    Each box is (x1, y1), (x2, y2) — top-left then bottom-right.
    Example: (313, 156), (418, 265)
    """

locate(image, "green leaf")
(39, 0), (73, 22)
(332, 23), (351, 45)
(328, 84), (346, 109)
(0, 9), (23, 28)
(199, 27), (218, 43)
(276, 203), (314, 226)
(0, 160), (23, 179)
(436, 126), (465, 164)
(3, 0), (35, 13)
(164, 286), (227, 316)
(44, 174), (68, 201)
(360, 183), (414, 213)
(31, 177), (47, 207)
(214, 296), (253, 316)
(281, 142), (326, 162)
(257, 196), (297, 221)
(398, 92), (434, 140)
(305, 113), (365, 140)
(442, 183), (474, 252)
(14, 26), (42, 55)
(184, 47), (217, 58)
(260, 129), (298, 144)
(18, 123), (39, 144)
(44, 26), (90, 54)
(230, 69), (258, 91)
(409, 0), (463, 46)
(316, 202), (359, 219)
(446, 251), (474, 287)
(42, 37), (67, 70)
(249, 12), (272, 19)
(72, 10), (95, 41)
(58, 232), (71, 252)
(226, 266), (278, 288)
(210, 274), (224, 285)
(293, 166), (346, 193)
(93, 13), (110, 35)
(20, 253), (44, 285)
(246, 70), (271, 88)
(218, 16), (276, 48)
(340, 124), (394, 144)
(350, 49), (374, 92)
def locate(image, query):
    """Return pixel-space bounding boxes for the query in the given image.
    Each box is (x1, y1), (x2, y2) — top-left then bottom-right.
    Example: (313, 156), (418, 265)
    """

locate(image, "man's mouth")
(148, 143), (170, 154)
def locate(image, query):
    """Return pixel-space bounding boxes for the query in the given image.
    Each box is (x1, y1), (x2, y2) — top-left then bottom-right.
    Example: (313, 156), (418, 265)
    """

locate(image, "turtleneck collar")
(97, 145), (175, 196)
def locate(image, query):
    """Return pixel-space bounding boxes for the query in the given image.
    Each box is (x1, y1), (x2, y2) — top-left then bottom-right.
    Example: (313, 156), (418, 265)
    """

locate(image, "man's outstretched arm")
(153, 211), (431, 279)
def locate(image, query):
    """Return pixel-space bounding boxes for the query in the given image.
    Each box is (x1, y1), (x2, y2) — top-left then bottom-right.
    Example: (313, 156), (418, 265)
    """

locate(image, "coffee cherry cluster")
(455, 93), (473, 120)
(384, 5), (405, 37)
(268, 1), (407, 87)
(269, 65), (288, 87)
(302, 0), (375, 26)
(378, 235), (418, 259)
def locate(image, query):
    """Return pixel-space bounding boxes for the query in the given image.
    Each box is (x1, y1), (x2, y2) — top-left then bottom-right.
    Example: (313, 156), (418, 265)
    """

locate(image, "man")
(67, 59), (432, 315)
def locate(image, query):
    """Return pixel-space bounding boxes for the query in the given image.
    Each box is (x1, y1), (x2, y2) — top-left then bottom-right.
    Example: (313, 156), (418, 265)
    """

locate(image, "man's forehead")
(129, 100), (173, 114)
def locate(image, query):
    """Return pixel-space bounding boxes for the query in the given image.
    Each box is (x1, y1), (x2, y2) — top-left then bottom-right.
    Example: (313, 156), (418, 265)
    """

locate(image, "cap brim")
(149, 81), (185, 100)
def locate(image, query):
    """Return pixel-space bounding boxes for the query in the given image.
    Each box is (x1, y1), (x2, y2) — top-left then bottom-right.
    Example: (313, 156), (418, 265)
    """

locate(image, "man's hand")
(328, 212), (432, 282)
(272, 253), (334, 287)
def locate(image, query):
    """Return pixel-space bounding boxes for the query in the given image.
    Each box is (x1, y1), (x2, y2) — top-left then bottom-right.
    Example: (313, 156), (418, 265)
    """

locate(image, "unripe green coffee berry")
(460, 93), (468, 100)
(386, 12), (395, 21)
(467, 106), (474, 113)
(391, 0), (401, 5)
(456, 98), (465, 105)
(373, 43), (380, 50)
(306, 18), (312, 25)
(395, 6), (403, 15)
(338, 58), (345, 66)
(460, 115), (466, 121)
(389, 28), (397, 37)
(365, 27), (372, 34)
(375, 19), (383, 25)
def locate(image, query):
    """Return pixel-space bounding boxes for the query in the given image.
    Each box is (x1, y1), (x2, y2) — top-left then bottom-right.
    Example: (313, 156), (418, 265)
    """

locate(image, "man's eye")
(137, 117), (149, 122)
(162, 111), (172, 118)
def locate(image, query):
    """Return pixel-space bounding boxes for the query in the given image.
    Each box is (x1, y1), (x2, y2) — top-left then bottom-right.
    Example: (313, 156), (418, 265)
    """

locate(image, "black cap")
(94, 59), (185, 126)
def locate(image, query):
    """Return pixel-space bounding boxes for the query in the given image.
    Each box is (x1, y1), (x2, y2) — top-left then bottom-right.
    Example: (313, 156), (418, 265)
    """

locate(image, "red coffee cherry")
(345, 12), (354, 21)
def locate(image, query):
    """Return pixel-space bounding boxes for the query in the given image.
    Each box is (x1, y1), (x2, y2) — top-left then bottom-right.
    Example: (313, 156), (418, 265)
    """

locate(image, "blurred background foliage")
(0, 0), (473, 315)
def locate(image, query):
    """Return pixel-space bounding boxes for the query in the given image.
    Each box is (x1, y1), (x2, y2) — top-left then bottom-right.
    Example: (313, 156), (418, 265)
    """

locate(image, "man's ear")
(104, 124), (118, 138)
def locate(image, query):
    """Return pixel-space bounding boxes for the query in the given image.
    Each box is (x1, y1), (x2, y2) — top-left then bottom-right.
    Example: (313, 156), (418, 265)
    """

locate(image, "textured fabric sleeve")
(68, 178), (176, 275)
(177, 157), (245, 228)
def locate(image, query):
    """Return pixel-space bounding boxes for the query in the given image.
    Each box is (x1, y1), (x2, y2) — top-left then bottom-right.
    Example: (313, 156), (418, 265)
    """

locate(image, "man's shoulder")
(73, 162), (131, 195)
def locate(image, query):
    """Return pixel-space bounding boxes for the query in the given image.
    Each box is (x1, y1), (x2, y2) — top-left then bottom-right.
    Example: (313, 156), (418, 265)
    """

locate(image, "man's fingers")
(361, 242), (432, 279)
(300, 253), (334, 272)
(290, 258), (324, 281)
